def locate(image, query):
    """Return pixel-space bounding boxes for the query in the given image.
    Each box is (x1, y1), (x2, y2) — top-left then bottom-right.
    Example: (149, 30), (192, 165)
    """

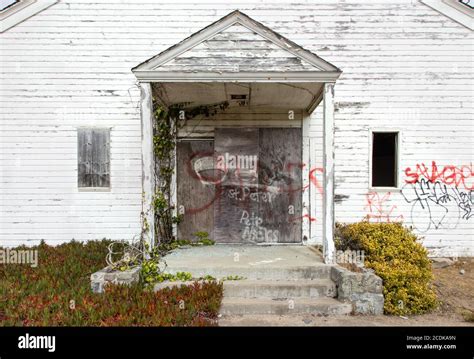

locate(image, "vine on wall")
(151, 99), (229, 247)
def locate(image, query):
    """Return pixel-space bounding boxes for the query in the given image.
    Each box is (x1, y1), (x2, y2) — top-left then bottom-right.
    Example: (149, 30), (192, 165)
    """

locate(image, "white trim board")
(0, 0), (58, 33)
(133, 71), (341, 83)
(421, 0), (473, 30)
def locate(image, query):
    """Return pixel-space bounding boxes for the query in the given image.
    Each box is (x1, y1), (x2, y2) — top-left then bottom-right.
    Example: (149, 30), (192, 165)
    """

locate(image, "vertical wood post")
(323, 82), (335, 264)
(140, 82), (155, 248)
(301, 112), (311, 243)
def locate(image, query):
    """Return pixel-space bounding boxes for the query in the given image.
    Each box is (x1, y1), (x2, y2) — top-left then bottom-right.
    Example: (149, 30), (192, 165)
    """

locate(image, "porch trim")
(134, 71), (341, 83)
(139, 83), (155, 247)
(323, 83), (336, 264)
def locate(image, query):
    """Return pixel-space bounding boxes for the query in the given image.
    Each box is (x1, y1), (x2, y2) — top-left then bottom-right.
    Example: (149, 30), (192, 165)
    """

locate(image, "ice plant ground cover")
(0, 240), (223, 326)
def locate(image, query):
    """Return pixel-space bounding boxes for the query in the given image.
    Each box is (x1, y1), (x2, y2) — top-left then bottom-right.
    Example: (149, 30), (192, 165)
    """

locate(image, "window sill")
(78, 187), (111, 192)
(369, 186), (401, 192)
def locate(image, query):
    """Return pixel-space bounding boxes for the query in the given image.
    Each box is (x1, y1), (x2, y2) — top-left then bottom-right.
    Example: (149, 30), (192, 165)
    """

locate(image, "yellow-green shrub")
(335, 222), (437, 315)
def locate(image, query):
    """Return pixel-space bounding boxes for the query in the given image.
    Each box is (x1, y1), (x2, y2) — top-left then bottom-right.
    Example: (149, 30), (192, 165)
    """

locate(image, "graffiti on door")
(185, 151), (323, 218)
(177, 128), (324, 243)
(240, 210), (280, 243)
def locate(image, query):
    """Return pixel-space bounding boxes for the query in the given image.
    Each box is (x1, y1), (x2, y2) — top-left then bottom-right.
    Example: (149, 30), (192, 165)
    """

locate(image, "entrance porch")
(132, 10), (341, 263)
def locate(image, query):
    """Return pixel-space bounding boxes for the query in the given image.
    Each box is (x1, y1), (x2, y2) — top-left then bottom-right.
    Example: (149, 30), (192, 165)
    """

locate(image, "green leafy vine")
(151, 99), (229, 247)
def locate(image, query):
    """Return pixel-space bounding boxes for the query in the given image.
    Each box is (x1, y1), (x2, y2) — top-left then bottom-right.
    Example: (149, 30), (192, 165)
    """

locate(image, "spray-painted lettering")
(404, 161), (473, 191)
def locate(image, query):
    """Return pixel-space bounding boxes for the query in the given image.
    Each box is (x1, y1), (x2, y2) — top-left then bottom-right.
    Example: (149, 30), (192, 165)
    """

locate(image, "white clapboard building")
(1, 0), (472, 260)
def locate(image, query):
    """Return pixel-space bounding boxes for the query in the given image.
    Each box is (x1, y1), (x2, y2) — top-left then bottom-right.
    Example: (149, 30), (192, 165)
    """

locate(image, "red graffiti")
(405, 161), (473, 191)
(364, 192), (403, 223)
(182, 152), (324, 224)
(289, 214), (317, 223)
(309, 167), (324, 194)
(275, 163), (324, 195)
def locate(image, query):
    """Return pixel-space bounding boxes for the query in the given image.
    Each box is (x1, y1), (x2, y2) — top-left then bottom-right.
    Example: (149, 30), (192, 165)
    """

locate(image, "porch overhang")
(133, 72), (341, 83)
(132, 10), (340, 263)
(132, 10), (341, 114)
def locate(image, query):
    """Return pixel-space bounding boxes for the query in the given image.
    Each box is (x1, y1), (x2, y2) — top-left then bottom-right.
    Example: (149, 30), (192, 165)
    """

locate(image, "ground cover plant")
(0, 240), (222, 326)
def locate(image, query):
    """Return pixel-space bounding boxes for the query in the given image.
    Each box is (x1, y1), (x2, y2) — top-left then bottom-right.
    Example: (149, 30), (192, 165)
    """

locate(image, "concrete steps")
(223, 279), (336, 299)
(220, 278), (350, 316)
(165, 265), (332, 281)
(161, 245), (352, 317)
(220, 297), (352, 316)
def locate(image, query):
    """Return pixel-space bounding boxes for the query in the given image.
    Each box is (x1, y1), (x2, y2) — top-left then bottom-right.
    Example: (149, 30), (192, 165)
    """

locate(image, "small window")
(371, 132), (398, 188)
(78, 128), (110, 189)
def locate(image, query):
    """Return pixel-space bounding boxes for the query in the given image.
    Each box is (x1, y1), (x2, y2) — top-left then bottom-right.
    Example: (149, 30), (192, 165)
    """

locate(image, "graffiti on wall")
(401, 161), (473, 233)
(364, 192), (403, 223)
(404, 161), (473, 190)
(360, 161), (472, 234)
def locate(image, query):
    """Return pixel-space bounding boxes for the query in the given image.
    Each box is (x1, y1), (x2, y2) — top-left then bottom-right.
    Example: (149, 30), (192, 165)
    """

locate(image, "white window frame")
(0, 0), (58, 33)
(368, 129), (402, 192)
(421, 0), (473, 30)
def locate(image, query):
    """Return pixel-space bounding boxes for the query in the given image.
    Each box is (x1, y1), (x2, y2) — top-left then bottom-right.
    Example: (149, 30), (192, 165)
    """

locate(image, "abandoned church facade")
(1, 1), (473, 259)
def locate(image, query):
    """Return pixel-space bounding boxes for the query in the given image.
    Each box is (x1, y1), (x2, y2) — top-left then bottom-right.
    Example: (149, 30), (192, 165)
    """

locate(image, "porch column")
(139, 82), (155, 248)
(323, 82), (335, 263)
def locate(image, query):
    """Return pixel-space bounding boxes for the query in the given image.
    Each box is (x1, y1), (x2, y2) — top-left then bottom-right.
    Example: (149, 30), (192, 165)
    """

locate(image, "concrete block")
(90, 266), (141, 293)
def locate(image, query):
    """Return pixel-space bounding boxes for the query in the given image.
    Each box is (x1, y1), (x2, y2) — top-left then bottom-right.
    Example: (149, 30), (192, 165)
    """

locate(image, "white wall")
(0, 0), (472, 255)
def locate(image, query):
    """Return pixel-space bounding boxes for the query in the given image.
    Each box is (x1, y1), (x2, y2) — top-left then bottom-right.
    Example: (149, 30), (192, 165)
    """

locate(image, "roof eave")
(133, 71), (342, 83)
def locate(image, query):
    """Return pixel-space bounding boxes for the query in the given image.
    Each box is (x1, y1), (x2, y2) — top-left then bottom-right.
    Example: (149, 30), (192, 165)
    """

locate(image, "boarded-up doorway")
(176, 140), (215, 240)
(177, 128), (302, 244)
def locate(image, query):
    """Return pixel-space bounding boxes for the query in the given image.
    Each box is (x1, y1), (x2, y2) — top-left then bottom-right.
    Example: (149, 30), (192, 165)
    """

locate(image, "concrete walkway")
(164, 244), (324, 265)
(162, 245), (327, 279)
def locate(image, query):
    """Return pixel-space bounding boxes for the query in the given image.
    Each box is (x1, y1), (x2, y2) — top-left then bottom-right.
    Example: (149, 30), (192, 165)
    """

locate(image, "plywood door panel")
(258, 128), (302, 243)
(179, 128), (302, 244)
(214, 128), (260, 243)
(176, 140), (215, 241)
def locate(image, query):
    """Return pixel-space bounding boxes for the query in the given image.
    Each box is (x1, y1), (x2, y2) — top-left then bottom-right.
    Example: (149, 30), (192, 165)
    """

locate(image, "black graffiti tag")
(401, 178), (472, 233)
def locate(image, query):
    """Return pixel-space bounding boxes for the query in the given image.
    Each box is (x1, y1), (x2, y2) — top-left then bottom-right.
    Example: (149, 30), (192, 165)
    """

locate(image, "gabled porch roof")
(132, 10), (341, 112)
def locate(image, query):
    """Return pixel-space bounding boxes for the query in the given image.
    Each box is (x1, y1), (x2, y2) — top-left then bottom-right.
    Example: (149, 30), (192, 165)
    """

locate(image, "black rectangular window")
(371, 132), (398, 187)
(78, 128), (110, 188)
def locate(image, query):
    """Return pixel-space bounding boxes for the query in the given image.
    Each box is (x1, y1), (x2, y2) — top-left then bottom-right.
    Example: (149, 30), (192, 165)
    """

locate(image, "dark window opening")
(78, 128), (110, 188)
(372, 132), (398, 187)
